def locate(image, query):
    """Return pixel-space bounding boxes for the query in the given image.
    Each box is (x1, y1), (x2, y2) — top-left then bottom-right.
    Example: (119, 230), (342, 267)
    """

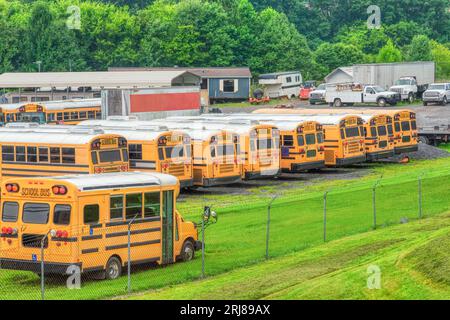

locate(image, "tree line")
(0, 0), (449, 80)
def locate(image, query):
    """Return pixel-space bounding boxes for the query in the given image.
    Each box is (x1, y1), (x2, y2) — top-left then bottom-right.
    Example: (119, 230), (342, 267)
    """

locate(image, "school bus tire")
(105, 256), (122, 280)
(181, 239), (195, 262)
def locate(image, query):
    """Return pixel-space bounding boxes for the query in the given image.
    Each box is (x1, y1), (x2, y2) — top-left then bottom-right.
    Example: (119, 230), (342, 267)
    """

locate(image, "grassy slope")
(1, 157), (449, 299)
(129, 212), (450, 300)
(439, 143), (450, 152)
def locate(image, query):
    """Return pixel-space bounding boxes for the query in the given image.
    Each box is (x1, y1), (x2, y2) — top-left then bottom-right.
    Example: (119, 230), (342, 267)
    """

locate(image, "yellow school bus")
(260, 108), (418, 155)
(0, 127), (129, 181)
(364, 109), (418, 154)
(252, 114), (365, 166)
(1, 99), (101, 125)
(160, 118), (281, 180)
(199, 114), (325, 172)
(0, 172), (200, 279)
(182, 128), (242, 187)
(77, 120), (194, 188)
(259, 109), (394, 161)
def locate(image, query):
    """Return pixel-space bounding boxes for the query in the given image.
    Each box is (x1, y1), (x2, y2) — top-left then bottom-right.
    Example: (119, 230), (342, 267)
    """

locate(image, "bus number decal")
(21, 188), (51, 197)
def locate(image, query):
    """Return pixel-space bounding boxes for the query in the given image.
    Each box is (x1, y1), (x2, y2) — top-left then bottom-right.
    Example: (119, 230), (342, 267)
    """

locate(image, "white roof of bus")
(79, 119), (168, 131)
(50, 172), (178, 190)
(0, 128), (111, 144)
(0, 99), (101, 111)
(226, 113), (361, 125)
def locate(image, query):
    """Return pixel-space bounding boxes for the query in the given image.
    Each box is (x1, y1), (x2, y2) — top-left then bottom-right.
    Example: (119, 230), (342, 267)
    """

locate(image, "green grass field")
(439, 143), (450, 152)
(129, 212), (450, 300)
(1, 156), (449, 300)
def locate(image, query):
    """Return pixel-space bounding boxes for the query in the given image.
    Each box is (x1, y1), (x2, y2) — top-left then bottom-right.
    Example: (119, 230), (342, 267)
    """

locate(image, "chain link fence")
(0, 169), (449, 300)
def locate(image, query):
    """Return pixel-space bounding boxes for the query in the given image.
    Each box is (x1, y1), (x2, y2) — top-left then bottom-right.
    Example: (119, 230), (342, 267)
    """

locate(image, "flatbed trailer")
(418, 125), (450, 145)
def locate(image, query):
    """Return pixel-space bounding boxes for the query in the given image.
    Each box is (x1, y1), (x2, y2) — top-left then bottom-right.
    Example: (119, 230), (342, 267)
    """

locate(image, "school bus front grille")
(347, 141), (360, 153)
(402, 136), (411, 143)
(306, 150), (317, 158)
(168, 164), (185, 176)
(379, 141), (388, 148)
(219, 164), (236, 173)
(193, 168), (203, 183)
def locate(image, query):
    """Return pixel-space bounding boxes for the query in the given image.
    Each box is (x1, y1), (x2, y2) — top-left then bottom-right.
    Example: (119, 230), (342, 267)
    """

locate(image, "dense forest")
(0, 0), (449, 80)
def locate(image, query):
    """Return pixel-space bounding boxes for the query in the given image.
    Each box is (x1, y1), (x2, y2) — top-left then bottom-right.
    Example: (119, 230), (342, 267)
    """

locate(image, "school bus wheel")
(181, 240), (195, 262)
(105, 256), (122, 280)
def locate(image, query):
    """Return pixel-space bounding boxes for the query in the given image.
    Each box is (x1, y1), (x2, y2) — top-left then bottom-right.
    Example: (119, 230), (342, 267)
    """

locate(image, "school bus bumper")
(179, 178), (194, 188)
(245, 169), (281, 180)
(288, 160), (326, 172)
(202, 175), (242, 187)
(366, 150), (395, 161)
(335, 155), (367, 166)
(0, 258), (80, 274)
(394, 145), (418, 154)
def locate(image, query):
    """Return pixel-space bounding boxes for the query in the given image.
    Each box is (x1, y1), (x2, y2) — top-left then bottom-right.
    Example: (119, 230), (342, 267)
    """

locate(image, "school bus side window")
(129, 144), (142, 160)
(2, 202), (18, 222)
(38, 147), (49, 162)
(283, 135), (294, 146)
(50, 147), (61, 163)
(54, 204), (71, 225)
(27, 146), (37, 162)
(62, 148), (75, 164)
(2, 145), (14, 161)
(144, 192), (160, 217)
(84, 204), (99, 224)
(16, 146), (25, 162)
(110, 195), (123, 220)
(126, 193), (142, 220)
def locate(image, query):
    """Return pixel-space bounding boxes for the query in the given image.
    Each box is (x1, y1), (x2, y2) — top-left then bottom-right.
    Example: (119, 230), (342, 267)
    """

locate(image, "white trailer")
(352, 61), (435, 101)
(258, 71), (302, 99)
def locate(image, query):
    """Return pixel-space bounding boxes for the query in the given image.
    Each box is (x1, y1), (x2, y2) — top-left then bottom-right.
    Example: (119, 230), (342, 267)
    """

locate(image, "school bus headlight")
(5, 183), (19, 193)
(52, 185), (67, 195)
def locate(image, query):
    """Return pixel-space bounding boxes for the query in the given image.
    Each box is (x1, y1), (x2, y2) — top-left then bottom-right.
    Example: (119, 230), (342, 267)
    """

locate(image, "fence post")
(266, 195), (278, 260)
(323, 191), (328, 242)
(201, 217), (205, 278)
(127, 213), (139, 294)
(40, 230), (53, 300)
(372, 177), (382, 230)
(418, 174), (423, 219)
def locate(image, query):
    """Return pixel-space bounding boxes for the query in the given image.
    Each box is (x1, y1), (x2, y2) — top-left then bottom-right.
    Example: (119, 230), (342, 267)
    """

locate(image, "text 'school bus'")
(0, 127), (129, 181)
(255, 110), (394, 162)
(160, 118), (281, 180)
(0, 99), (101, 125)
(0, 172), (200, 279)
(256, 108), (418, 155)
(78, 120), (194, 188)
(199, 114), (326, 172)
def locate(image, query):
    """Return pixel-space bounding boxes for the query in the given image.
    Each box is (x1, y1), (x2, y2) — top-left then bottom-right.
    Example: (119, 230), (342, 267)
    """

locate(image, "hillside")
(128, 212), (450, 300)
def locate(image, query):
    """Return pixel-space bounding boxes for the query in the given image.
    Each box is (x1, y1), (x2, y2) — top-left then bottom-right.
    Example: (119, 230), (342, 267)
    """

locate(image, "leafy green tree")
(431, 40), (450, 80)
(406, 35), (433, 62)
(376, 40), (402, 63)
(384, 21), (430, 47)
(249, 8), (313, 77)
(336, 24), (389, 55)
(314, 42), (366, 73)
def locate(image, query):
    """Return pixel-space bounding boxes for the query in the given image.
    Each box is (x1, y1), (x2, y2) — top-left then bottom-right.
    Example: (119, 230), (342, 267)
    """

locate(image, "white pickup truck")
(389, 76), (429, 103)
(325, 84), (401, 107)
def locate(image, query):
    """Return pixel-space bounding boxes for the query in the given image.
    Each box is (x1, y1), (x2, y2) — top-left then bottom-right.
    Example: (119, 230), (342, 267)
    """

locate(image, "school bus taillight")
(5, 183), (19, 192)
(1, 227), (17, 235)
(52, 185), (67, 195)
(55, 230), (68, 238)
